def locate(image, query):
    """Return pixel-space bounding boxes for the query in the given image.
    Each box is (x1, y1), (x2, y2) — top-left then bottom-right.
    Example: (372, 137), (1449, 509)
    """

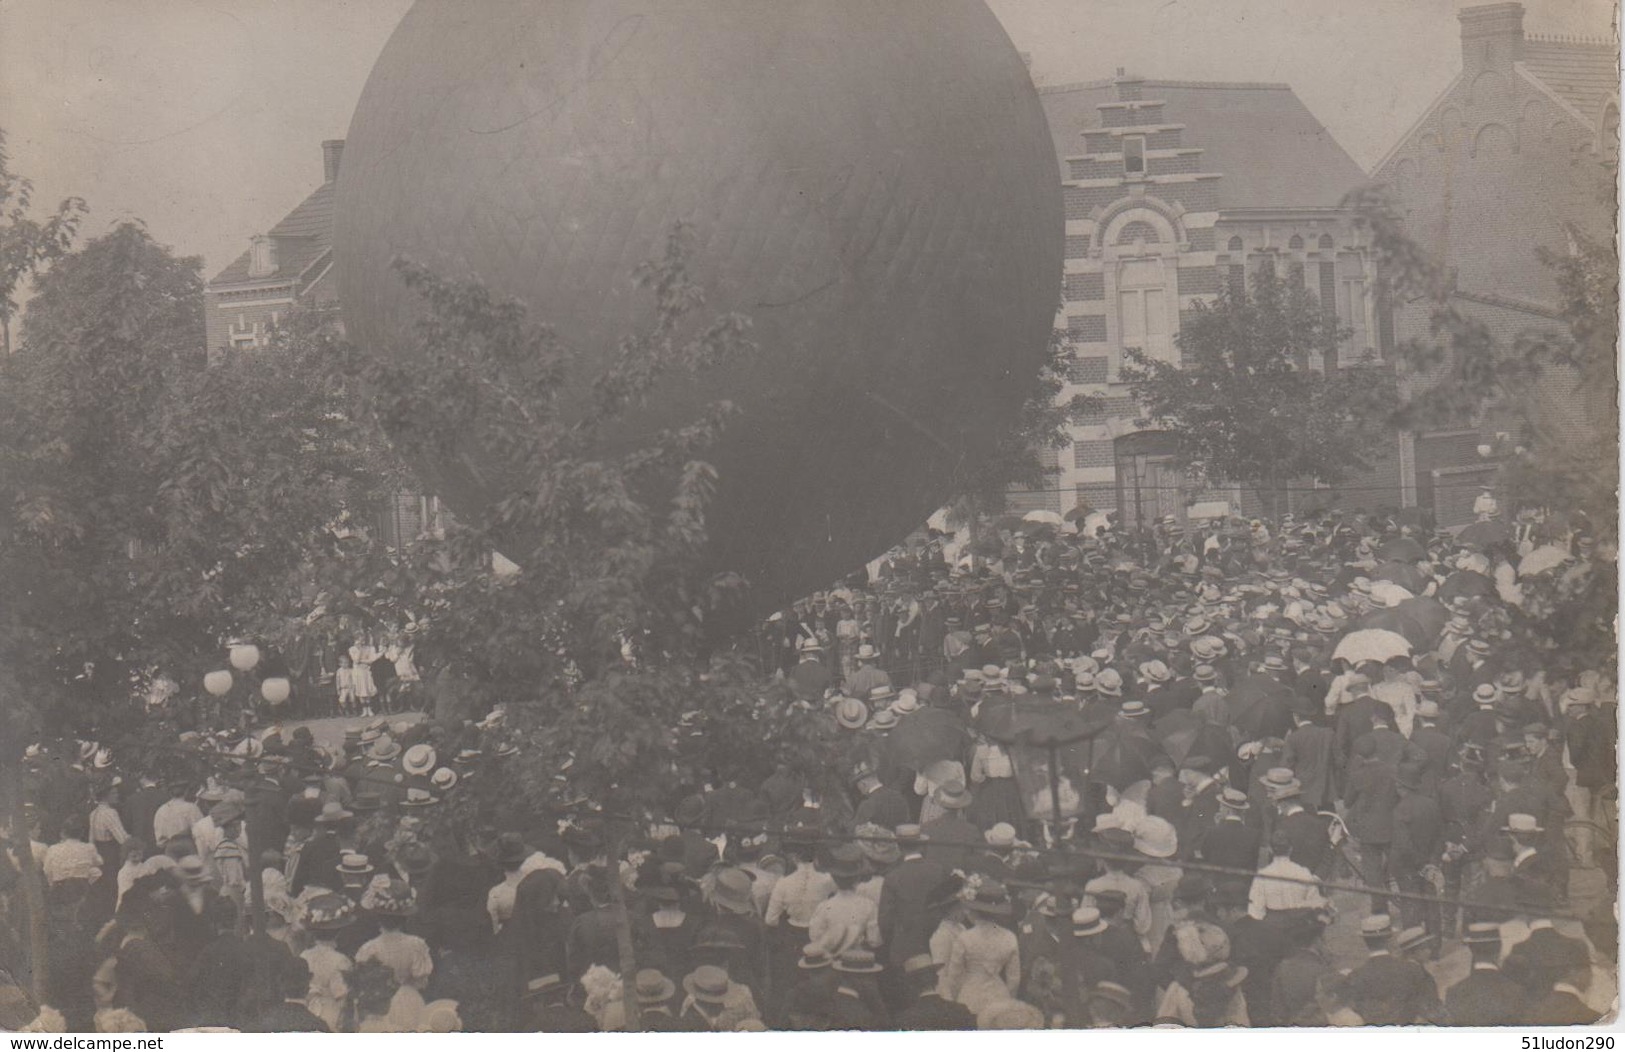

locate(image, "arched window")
(1318, 234), (1335, 250)
(1117, 220), (1160, 246)
(1288, 235), (1304, 250)
(1227, 236), (1244, 252)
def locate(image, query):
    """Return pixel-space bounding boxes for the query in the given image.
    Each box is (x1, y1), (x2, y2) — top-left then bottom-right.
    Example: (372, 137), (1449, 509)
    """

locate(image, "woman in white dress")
(937, 878), (1020, 1016)
(349, 637), (379, 716)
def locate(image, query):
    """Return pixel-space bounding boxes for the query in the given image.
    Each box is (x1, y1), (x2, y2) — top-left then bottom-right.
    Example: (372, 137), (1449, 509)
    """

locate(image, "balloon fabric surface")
(1332, 628), (1413, 665)
(334, 0), (1063, 623)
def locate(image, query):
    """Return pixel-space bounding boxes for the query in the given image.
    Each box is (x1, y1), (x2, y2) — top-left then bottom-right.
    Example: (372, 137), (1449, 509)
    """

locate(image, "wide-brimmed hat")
(1262, 654), (1288, 672)
(394, 841), (436, 877)
(855, 644), (880, 662)
(1395, 926), (1437, 954)
(1072, 906), (1108, 936)
(210, 800), (245, 825)
(1118, 700), (1150, 719)
(964, 880), (1013, 916)
(402, 743), (437, 776)
(1095, 669), (1124, 697)
(834, 697), (870, 730)
(1193, 664), (1218, 683)
(798, 946), (834, 970)
(1219, 788), (1250, 811)
(524, 975), (563, 999)
(902, 953), (940, 976)
(893, 689), (921, 714)
(1133, 816), (1178, 859)
(710, 868), (755, 914)
(1462, 922), (1502, 946)
(430, 766), (459, 791)
(366, 736), (402, 762)
(360, 876), (418, 916)
(492, 833), (530, 868)
(683, 965), (731, 1004)
(305, 893), (357, 931)
(314, 801), (355, 825)
(796, 638), (824, 653)
(855, 824), (901, 866)
(834, 949), (884, 974)
(932, 784), (973, 810)
(1472, 683), (1501, 708)
(1467, 638), (1493, 657)
(634, 970), (675, 1005)
(1139, 660), (1172, 684)
(894, 824), (927, 845)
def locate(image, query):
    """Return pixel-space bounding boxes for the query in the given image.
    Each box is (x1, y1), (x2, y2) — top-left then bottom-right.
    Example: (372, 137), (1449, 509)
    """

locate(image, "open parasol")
(1458, 520), (1511, 548)
(1333, 628), (1413, 665)
(885, 707), (969, 772)
(1438, 569), (1496, 601)
(1023, 509), (1064, 526)
(1355, 607), (1434, 649)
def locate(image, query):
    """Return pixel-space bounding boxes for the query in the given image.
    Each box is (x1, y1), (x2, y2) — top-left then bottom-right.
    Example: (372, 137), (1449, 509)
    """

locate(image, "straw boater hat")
(402, 744), (437, 776)
(984, 823), (1019, 850)
(1472, 683), (1500, 709)
(1360, 914), (1394, 939)
(834, 697), (870, 730)
(710, 868), (756, 915)
(337, 851), (374, 876)
(1139, 660), (1172, 684)
(1072, 906), (1108, 937)
(314, 801), (355, 825)
(176, 856), (211, 885)
(932, 784), (974, 811)
(1133, 816), (1178, 859)
(963, 879), (1013, 916)
(1260, 768), (1301, 799)
(868, 685), (897, 706)
(798, 946), (834, 970)
(855, 644), (880, 662)
(683, 965), (731, 1005)
(834, 949), (884, 974)
(634, 970), (676, 1005)
(1095, 669), (1124, 698)
(868, 708), (899, 731)
(893, 689), (921, 715)
(430, 766), (459, 792)
(1504, 813), (1543, 836)
(824, 843), (869, 880)
(401, 787), (439, 808)
(1118, 700), (1150, 719)
(1219, 787), (1250, 812)
(366, 735), (402, 762)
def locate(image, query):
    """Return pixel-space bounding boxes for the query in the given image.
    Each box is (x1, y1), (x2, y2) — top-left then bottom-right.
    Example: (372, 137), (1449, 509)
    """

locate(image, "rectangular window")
(1123, 135), (1146, 175)
(1338, 277), (1368, 365)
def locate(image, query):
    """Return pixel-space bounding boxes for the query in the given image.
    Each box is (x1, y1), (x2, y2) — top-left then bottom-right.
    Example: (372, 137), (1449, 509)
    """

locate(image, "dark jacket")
(1444, 966), (1528, 1026)
(853, 786), (910, 831)
(1199, 817), (1263, 872)
(896, 991), (976, 1030)
(1344, 758), (1399, 846)
(1526, 989), (1602, 1026)
(1389, 789), (1443, 876)
(878, 854), (951, 967)
(1341, 952), (1438, 1025)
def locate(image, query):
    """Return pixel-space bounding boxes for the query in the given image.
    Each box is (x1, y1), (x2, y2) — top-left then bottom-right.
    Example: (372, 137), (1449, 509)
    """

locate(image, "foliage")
(0, 129), (87, 355)
(0, 223), (387, 739)
(1119, 265), (1395, 517)
(944, 328), (1101, 528)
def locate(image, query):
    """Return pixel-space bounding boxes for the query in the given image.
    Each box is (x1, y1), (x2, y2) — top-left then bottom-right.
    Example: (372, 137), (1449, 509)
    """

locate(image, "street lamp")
(228, 642), (262, 672)
(261, 677), (291, 705)
(203, 669), (234, 697)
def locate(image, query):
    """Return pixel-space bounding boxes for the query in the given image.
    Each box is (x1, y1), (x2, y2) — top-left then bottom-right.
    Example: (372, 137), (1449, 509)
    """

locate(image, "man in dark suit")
(1199, 789), (1263, 872)
(1175, 756), (1222, 861)
(1331, 675), (1385, 784)
(877, 827), (949, 974)
(852, 764), (910, 830)
(1341, 914), (1438, 1026)
(1445, 924), (1527, 1026)
(1281, 704), (1336, 811)
(1389, 765), (1443, 936)
(1344, 737), (1398, 913)
(1564, 688), (1616, 868)
(1524, 936), (1603, 1025)
(895, 955), (975, 1030)
(788, 641), (832, 701)
(1408, 701), (1454, 793)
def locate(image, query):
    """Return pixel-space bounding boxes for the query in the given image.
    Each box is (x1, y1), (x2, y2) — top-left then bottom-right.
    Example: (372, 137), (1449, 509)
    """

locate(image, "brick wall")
(204, 287), (294, 361)
(1073, 438), (1115, 469)
(1068, 314), (1108, 341)
(1178, 265), (1219, 295)
(1186, 229), (1216, 252)
(1102, 103), (1166, 128)
(1065, 235), (1092, 259)
(1064, 272), (1105, 302)
(1067, 355), (1109, 384)
(1151, 152), (1200, 176)
(1147, 130), (1182, 150)
(1067, 185), (1126, 215)
(1070, 158), (1117, 181)
(1076, 481), (1119, 512)
(1171, 181), (1219, 212)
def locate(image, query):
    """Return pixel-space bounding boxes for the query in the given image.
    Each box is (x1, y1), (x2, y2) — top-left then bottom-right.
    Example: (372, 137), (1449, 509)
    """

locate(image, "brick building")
(1029, 73), (1391, 526)
(204, 141), (345, 358)
(1370, 2), (1618, 526)
(203, 139), (441, 547)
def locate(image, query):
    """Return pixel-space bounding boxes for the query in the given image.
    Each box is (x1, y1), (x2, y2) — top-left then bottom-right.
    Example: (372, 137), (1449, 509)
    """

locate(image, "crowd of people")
(1, 503), (1616, 1031)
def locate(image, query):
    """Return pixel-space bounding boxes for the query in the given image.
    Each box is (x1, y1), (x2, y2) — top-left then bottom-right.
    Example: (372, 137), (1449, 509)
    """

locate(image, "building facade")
(203, 141), (344, 358)
(1028, 74), (1387, 526)
(203, 139), (442, 548)
(1370, 2), (1618, 526)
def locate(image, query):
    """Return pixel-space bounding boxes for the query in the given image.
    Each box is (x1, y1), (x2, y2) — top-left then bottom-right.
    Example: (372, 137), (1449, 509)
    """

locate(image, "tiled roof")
(1039, 79), (1368, 210)
(208, 180), (336, 288)
(1520, 37), (1619, 125)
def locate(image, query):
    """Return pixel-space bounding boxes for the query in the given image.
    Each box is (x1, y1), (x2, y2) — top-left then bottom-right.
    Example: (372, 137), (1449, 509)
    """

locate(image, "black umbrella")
(1458, 520), (1511, 548)
(1372, 561), (1427, 594)
(1438, 569), (1497, 601)
(1377, 537), (1427, 563)
(886, 708), (968, 771)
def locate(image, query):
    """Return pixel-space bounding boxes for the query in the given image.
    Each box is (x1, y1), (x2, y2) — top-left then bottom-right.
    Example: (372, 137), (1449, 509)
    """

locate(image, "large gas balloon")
(335, 0), (1061, 621)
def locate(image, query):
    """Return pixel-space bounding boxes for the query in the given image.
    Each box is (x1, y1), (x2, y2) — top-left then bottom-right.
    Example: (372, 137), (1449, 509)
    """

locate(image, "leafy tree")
(1119, 265), (1395, 519)
(0, 129), (87, 355)
(0, 223), (388, 739)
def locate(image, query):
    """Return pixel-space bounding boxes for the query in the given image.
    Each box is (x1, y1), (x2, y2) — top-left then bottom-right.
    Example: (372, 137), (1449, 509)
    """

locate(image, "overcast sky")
(0, 0), (1615, 283)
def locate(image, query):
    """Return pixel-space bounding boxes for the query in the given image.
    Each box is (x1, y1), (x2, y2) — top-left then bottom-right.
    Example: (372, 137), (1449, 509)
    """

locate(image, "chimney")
(1458, 3), (1524, 72)
(322, 139), (345, 184)
(248, 234), (278, 278)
